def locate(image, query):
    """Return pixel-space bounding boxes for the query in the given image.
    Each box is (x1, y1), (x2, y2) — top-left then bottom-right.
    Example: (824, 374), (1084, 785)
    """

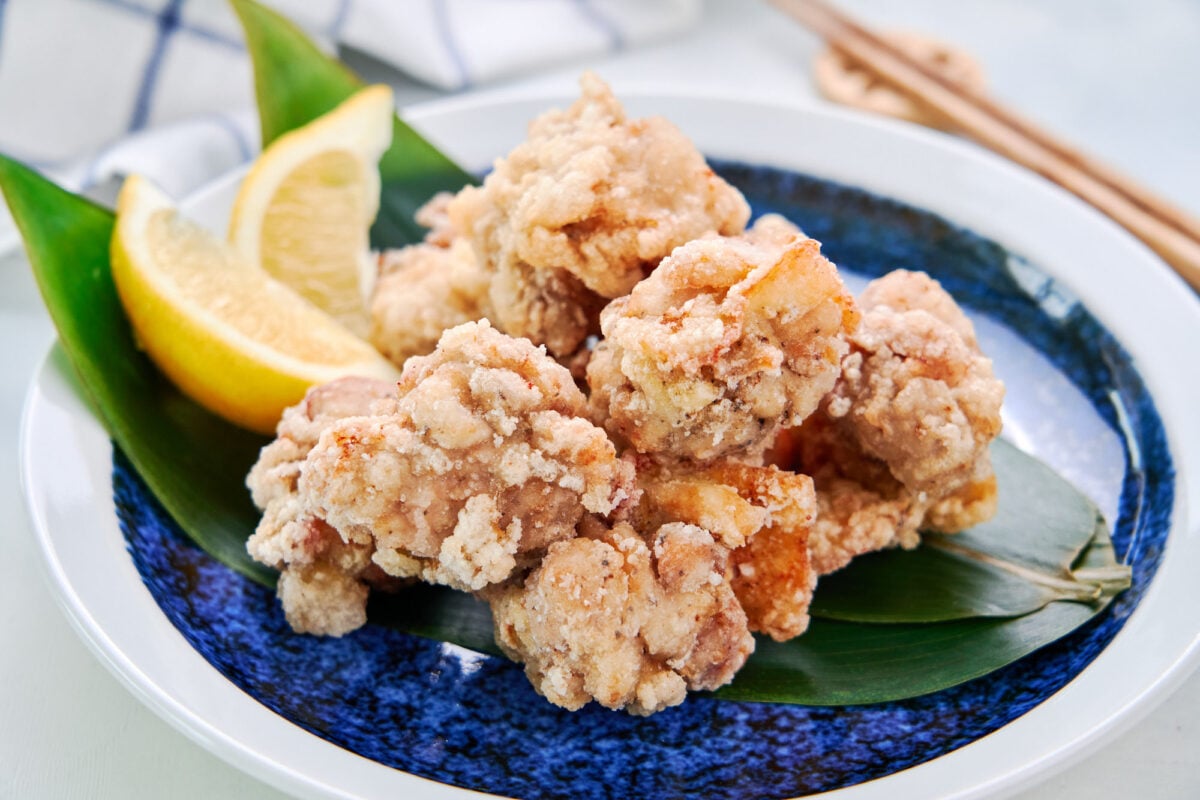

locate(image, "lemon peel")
(111, 174), (399, 434)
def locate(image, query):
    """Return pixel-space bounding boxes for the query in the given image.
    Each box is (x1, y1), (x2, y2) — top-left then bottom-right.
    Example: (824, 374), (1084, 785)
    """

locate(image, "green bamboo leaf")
(229, 0), (477, 247)
(0, 155), (275, 587)
(370, 586), (502, 658)
(810, 439), (1130, 623)
(2, 150), (1129, 705)
(369, 580), (1102, 706)
(3, 2), (1131, 708)
(229, 0), (360, 147)
(361, 447), (1127, 705)
(712, 521), (1124, 705)
(714, 601), (1097, 706)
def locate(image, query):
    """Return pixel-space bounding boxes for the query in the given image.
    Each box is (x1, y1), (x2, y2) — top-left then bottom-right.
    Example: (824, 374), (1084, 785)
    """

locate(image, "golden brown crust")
(413, 191), (458, 247)
(247, 323), (636, 635)
(587, 215), (859, 462)
(635, 458), (819, 641)
(827, 270), (1003, 493)
(487, 520), (753, 715)
(776, 270), (1004, 574)
(369, 239), (492, 367)
(245, 376), (400, 635)
(301, 321), (636, 593)
(924, 461), (1000, 533)
(448, 72), (749, 356)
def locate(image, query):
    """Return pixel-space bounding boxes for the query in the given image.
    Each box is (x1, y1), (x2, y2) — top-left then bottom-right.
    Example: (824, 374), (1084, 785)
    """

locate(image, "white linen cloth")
(0, 0), (699, 244)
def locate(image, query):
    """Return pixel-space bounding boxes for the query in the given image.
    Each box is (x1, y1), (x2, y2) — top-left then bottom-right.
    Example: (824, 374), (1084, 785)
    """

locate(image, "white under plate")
(21, 92), (1200, 799)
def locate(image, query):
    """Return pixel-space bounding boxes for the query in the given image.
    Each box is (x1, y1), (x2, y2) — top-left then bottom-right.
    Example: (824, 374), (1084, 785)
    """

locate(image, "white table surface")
(2, 1), (1198, 798)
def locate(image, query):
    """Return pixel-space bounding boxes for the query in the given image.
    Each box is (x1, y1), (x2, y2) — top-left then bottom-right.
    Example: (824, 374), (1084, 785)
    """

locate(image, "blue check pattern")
(0, 0), (696, 229)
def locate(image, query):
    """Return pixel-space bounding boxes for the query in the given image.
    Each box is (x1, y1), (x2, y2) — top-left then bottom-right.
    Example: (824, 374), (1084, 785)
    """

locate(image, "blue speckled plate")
(21, 94), (1200, 800)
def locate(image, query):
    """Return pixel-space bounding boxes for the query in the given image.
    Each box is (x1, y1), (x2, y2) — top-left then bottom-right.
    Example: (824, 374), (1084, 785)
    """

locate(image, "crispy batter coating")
(448, 72), (750, 356)
(779, 415), (925, 575)
(300, 320), (636, 593)
(246, 376), (398, 511)
(487, 519), (753, 715)
(243, 80), (1014, 713)
(587, 215), (859, 462)
(486, 257), (607, 358)
(924, 462), (999, 533)
(246, 377), (401, 635)
(369, 238), (492, 366)
(827, 270), (1004, 493)
(780, 270), (1004, 574)
(635, 459), (818, 641)
(414, 191), (458, 247)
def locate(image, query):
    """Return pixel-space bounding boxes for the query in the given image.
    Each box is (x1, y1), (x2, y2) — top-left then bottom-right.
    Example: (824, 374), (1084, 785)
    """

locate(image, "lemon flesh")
(259, 149), (371, 328)
(229, 85), (394, 337)
(112, 175), (399, 435)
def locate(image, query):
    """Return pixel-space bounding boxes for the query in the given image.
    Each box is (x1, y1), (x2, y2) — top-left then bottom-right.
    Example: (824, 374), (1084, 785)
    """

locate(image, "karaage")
(246, 376), (401, 635)
(587, 215), (859, 462)
(635, 458), (819, 641)
(448, 72), (750, 356)
(783, 270), (1004, 574)
(369, 238), (492, 366)
(301, 320), (635, 593)
(487, 517), (752, 714)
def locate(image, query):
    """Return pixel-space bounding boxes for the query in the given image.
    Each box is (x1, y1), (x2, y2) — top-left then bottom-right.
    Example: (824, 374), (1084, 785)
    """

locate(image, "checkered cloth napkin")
(0, 0), (699, 247)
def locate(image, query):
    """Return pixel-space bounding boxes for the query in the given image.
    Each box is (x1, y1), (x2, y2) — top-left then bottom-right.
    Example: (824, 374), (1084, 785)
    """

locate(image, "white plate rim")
(19, 89), (1200, 800)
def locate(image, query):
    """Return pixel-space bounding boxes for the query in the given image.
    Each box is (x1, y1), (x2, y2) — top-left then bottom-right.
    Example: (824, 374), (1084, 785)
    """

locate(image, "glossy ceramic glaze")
(21, 94), (1200, 800)
(104, 158), (1170, 800)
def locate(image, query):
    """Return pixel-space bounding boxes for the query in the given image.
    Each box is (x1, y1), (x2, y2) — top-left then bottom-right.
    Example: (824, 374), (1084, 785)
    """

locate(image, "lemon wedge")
(111, 175), (400, 434)
(228, 84), (395, 337)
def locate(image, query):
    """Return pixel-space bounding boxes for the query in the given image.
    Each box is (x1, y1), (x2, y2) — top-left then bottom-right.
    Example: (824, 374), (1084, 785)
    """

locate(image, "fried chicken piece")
(300, 320), (636, 594)
(413, 191), (458, 247)
(369, 238), (492, 366)
(779, 415), (927, 575)
(246, 377), (402, 636)
(827, 270), (1004, 493)
(635, 459), (818, 641)
(924, 461), (999, 533)
(587, 215), (859, 462)
(246, 376), (399, 510)
(779, 270), (1004, 574)
(487, 519), (753, 715)
(369, 190), (494, 366)
(448, 72), (750, 356)
(486, 258), (607, 358)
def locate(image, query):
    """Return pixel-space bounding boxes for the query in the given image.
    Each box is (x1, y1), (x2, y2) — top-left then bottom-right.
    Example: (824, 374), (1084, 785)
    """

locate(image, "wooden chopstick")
(770, 0), (1200, 292)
